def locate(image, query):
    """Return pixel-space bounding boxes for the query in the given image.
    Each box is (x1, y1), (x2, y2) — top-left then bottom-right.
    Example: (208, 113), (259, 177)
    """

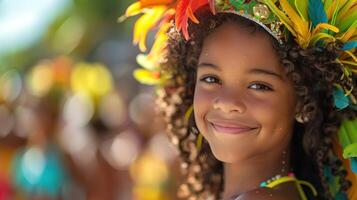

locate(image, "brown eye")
(249, 83), (273, 91)
(200, 76), (220, 84)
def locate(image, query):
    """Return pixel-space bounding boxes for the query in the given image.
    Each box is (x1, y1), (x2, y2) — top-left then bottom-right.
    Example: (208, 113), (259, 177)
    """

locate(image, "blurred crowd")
(0, 56), (180, 200)
(0, 0), (181, 200)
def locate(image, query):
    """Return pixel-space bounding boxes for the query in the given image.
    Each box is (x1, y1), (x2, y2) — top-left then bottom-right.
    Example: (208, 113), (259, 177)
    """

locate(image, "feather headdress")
(122, 0), (356, 92)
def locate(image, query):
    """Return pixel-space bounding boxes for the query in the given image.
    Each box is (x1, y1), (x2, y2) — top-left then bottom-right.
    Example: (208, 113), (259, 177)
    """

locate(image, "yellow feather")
(326, 0), (342, 21)
(150, 23), (170, 54)
(294, 0), (308, 21)
(264, 0), (296, 36)
(312, 23), (339, 35)
(338, 3), (357, 22)
(323, 0), (334, 16)
(340, 0), (351, 8)
(341, 60), (357, 66)
(133, 69), (161, 85)
(310, 32), (336, 45)
(351, 32), (357, 41)
(134, 14), (150, 51)
(125, 2), (143, 17)
(338, 21), (357, 42)
(146, 23), (170, 67)
(184, 106), (193, 124)
(133, 7), (167, 52)
(337, 4), (357, 33)
(336, 1), (356, 22)
(280, 0), (310, 47)
(345, 51), (357, 62)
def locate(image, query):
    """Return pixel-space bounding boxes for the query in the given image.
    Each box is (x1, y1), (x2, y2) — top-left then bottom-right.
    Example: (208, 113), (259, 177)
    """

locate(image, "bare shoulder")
(235, 187), (293, 200)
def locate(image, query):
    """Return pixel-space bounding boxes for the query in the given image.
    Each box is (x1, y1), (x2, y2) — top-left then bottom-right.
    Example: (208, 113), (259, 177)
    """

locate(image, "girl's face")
(194, 22), (297, 163)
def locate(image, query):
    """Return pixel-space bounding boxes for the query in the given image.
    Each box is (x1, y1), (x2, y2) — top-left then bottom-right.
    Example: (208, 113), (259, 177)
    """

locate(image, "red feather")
(140, 0), (175, 7)
(175, 0), (210, 40)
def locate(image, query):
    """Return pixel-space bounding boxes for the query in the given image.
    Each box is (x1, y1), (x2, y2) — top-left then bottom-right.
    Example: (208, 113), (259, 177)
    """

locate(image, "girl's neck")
(221, 148), (291, 199)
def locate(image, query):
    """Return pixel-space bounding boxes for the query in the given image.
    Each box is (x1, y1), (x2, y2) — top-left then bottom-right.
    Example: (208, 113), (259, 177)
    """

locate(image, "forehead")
(199, 21), (282, 73)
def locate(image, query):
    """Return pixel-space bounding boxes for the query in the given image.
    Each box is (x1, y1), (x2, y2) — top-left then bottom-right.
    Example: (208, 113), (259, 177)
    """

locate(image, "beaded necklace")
(260, 172), (318, 200)
(258, 150), (318, 199)
(227, 172), (318, 200)
(226, 151), (318, 200)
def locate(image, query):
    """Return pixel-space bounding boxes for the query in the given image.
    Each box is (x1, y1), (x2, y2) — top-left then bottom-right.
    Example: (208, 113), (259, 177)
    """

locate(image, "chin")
(208, 142), (249, 163)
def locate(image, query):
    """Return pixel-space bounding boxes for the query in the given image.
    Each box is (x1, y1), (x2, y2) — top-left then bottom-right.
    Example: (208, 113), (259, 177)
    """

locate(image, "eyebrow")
(198, 62), (220, 70)
(197, 62), (283, 80)
(249, 68), (283, 80)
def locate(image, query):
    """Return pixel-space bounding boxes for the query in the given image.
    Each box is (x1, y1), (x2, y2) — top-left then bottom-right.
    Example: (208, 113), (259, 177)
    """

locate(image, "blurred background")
(0, 0), (181, 199)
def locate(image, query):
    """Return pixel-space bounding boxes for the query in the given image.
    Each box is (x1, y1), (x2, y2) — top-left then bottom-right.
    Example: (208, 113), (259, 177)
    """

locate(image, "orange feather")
(175, 0), (209, 40)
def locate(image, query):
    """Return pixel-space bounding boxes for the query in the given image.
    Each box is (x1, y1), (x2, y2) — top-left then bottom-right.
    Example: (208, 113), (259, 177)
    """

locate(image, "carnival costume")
(122, 0), (357, 199)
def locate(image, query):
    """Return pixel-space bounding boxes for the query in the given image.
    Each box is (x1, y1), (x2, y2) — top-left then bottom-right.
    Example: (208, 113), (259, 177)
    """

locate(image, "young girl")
(123, 0), (357, 199)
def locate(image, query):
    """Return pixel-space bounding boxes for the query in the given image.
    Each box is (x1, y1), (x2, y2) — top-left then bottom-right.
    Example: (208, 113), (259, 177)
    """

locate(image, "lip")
(208, 120), (258, 134)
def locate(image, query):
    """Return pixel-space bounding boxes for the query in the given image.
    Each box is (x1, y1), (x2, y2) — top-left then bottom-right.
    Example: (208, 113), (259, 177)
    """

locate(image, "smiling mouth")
(209, 122), (258, 135)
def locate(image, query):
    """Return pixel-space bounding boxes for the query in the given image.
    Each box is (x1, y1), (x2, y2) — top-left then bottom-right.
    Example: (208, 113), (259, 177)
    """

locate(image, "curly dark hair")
(155, 7), (356, 200)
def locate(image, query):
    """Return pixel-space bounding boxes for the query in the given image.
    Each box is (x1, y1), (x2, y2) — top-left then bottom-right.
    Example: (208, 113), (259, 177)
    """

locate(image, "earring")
(295, 112), (309, 123)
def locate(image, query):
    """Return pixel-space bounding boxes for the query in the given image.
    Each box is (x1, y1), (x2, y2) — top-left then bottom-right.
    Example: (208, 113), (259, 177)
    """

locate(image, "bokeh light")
(62, 93), (94, 128)
(100, 130), (140, 170)
(0, 105), (14, 138)
(0, 1), (181, 199)
(0, 70), (22, 103)
(99, 92), (126, 129)
(27, 62), (54, 97)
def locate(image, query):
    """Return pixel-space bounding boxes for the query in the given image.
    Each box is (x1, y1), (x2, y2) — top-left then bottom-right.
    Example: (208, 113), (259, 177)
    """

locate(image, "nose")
(213, 89), (246, 114)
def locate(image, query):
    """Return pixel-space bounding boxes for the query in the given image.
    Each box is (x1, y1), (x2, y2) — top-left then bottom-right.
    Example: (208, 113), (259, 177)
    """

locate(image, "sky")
(0, 0), (71, 56)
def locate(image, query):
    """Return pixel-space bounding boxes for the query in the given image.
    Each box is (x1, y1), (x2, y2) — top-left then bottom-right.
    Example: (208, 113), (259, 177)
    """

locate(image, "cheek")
(250, 92), (296, 135)
(193, 86), (213, 132)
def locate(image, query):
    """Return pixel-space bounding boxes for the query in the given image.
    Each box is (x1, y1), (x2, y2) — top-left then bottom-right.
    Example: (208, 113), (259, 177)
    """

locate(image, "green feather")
(311, 32), (335, 45)
(323, 0), (334, 14)
(336, 0), (356, 23)
(229, 0), (245, 9)
(338, 9), (357, 33)
(338, 120), (351, 148)
(344, 119), (357, 142)
(338, 21), (357, 42)
(344, 143), (357, 158)
(295, 0), (309, 21)
(330, 0), (342, 26)
(339, 118), (357, 159)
